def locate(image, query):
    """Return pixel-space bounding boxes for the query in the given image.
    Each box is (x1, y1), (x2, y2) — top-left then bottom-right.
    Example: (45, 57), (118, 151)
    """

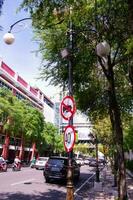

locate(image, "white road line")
(11, 178), (35, 186)
(74, 173), (95, 195)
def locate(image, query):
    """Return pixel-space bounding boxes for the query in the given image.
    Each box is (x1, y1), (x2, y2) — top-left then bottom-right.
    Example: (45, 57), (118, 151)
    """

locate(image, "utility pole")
(66, 6), (74, 200)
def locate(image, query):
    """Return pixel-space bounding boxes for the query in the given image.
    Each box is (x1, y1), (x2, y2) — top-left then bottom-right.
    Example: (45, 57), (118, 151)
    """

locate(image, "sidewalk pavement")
(75, 166), (133, 200)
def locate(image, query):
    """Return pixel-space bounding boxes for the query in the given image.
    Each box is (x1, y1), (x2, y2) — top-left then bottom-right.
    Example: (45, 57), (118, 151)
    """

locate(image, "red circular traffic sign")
(64, 125), (76, 152)
(60, 96), (76, 120)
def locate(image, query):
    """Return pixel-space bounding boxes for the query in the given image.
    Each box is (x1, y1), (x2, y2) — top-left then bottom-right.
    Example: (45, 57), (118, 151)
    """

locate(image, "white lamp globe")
(3, 32), (15, 45)
(61, 48), (69, 58)
(96, 41), (110, 57)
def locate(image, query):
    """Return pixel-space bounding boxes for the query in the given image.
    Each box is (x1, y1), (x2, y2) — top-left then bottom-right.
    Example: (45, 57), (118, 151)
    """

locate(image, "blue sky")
(0, 0), (60, 101)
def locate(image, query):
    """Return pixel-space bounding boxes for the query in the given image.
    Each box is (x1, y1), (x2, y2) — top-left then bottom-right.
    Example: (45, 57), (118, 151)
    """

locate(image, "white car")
(35, 157), (49, 170)
(84, 158), (90, 165)
(84, 157), (95, 165)
(76, 158), (84, 166)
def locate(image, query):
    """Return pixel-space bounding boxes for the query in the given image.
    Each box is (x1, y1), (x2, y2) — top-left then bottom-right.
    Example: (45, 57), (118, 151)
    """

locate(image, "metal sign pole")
(66, 6), (74, 200)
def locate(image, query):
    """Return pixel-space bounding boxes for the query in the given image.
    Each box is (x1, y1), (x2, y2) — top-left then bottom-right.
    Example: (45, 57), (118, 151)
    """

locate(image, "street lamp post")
(66, 17), (74, 200)
(61, 9), (74, 199)
(94, 41), (111, 184)
(3, 17), (31, 45)
(89, 133), (100, 182)
(96, 41), (128, 199)
(4, 15), (75, 200)
(95, 135), (100, 182)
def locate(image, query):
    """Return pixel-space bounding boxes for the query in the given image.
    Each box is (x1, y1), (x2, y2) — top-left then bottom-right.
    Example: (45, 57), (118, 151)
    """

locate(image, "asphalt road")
(0, 165), (94, 200)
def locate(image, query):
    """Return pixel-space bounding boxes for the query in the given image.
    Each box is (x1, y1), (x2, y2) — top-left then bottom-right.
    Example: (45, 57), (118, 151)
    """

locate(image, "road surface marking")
(11, 178), (35, 186)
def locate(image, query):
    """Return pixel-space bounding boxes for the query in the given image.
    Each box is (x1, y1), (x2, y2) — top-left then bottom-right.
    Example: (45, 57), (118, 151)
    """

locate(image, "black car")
(43, 156), (80, 183)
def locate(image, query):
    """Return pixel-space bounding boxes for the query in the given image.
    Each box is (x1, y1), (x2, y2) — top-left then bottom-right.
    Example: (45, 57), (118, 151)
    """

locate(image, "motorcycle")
(0, 161), (7, 172)
(12, 162), (21, 171)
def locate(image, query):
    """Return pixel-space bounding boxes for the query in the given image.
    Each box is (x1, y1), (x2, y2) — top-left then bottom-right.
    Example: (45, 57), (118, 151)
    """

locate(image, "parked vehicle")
(43, 156), (80, 183)
(35, 157), (49, 170)
(12, 162), (21, 171)
(84, 158), (90, 165)
(89, 158), (105, 167)
(84, 157), (96, 165)
(98, 158), (106, 164)
(76, 158), (84, 166)
(0, 157), (7, 172)
(89, 160), (97, 167)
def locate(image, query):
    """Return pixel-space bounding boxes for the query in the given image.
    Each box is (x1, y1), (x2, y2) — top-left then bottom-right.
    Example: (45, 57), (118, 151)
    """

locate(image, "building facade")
(0, 60), (54, 162)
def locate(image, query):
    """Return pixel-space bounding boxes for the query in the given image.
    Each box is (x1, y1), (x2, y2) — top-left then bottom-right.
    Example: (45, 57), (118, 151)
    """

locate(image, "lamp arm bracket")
(9, 17), (31, 32)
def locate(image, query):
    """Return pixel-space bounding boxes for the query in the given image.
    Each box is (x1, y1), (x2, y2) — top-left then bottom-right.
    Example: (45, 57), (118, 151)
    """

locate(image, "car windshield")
(38, 157), (48, 161)
(48, 158), (67, 166)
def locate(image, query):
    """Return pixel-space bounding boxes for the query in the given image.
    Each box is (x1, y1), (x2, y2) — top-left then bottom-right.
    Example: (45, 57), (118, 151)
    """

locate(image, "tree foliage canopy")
(19, 1), (133, 153)
(19, 0), (132, 120)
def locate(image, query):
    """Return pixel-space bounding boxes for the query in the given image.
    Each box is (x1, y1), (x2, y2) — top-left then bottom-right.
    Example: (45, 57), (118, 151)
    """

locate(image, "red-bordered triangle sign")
(60, 96), (76, 120)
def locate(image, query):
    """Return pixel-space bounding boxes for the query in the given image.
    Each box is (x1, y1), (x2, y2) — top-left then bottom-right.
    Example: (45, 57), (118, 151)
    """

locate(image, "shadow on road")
(0, 189), (66, 200)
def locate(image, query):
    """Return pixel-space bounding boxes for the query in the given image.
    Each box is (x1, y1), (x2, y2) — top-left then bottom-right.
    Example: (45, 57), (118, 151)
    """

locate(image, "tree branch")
(112, 44), (120, 66)
(98, 56), (109, 78)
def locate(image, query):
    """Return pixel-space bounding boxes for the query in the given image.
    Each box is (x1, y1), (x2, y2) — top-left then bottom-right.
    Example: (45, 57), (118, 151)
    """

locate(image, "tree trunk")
(107, 66), (127, 200)
(27, 144), (31, 163)
(14, 137), (17, 156)
(113, 151), (118, 187)
(30, 142), (36, 161)
(19, 134), (24, 161)
(108, 91), (118, 187)
(2, 131), (10, 159)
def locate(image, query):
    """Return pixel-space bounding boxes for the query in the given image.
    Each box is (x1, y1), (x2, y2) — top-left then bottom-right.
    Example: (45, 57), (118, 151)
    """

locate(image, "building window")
(0, 80), (12, 91)
(16, 91), (26, 100)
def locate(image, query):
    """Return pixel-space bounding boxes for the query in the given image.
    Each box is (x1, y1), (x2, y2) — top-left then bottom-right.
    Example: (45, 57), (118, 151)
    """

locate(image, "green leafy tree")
(39, 122), (64, 155)
(22, 101), (45, 152)
(0, 88), (20, 134)
(19, 1), (133, 199)
(74, 143), (89, 155)
(0, 88), (45, 158)
(124, 117), (133, 151)
(0, 88), (25, 156)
